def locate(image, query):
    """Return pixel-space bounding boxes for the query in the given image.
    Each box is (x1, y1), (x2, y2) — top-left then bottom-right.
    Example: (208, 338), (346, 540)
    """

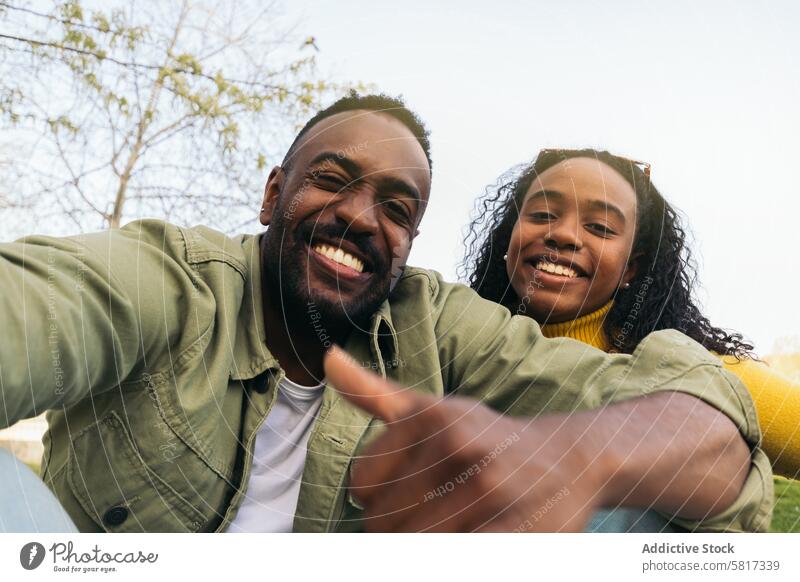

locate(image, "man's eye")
(385, 200), (412, 222)
(315, 173), (347, 190)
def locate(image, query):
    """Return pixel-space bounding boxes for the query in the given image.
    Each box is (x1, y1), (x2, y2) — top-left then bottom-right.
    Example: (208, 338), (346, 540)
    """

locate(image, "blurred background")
(1, 0), (798, 530)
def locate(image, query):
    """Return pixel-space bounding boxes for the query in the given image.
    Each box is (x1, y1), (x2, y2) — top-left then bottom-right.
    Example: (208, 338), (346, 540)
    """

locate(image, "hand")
(324, 346), (611, 532)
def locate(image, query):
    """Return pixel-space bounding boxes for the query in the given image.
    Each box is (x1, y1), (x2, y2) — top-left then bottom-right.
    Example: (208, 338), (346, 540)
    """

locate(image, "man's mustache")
(295, 221), (389, 276)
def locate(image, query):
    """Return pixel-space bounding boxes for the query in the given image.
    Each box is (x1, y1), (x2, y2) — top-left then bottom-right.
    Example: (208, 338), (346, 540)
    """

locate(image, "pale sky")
(287, 0), (800, 354)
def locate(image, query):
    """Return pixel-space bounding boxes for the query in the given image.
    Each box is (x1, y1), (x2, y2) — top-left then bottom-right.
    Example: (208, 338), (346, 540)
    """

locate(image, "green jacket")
(0, 220), (773, 532)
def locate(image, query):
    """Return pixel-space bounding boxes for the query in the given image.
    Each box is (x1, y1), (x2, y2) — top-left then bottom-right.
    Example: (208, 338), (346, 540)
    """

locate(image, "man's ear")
(260, 166), (285, 226)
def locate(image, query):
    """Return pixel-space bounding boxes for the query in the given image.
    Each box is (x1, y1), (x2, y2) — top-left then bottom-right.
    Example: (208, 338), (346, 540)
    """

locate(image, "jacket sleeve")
(0, 220), (200, 429)
(430, 274), (773, 532)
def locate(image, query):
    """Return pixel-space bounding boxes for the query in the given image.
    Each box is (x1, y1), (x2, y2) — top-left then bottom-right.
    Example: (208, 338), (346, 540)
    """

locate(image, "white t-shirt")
(227, 375), (325, 532)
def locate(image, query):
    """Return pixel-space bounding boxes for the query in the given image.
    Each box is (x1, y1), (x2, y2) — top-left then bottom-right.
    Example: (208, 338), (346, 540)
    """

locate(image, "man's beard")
(261, 213), (392, 337)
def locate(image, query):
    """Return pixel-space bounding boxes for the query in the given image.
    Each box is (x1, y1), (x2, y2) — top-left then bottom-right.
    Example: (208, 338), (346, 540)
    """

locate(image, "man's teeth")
(535, 260), (579, 278)
(312, 244), (364, 273)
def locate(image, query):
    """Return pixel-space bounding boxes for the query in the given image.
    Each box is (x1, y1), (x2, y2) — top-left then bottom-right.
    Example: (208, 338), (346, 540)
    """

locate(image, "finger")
(388, 477), (495, 532)
(324, 345), (425, 422)
(364, 440), (506, 532)
(348, 425), (426, 504)
(349, 400), (453, 503)
(362, 425), (508, 533)
(361, 441), (466, 531)
(474, 504), (590, 533)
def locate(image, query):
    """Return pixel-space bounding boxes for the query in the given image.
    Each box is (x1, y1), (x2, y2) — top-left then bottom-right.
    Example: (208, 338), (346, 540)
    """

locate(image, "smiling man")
(0, 93), (772, 533)
(256, 102), (430, 389)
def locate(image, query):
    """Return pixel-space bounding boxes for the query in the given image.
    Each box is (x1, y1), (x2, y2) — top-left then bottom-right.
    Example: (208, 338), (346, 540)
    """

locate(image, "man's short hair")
(282, 91), (433, 174)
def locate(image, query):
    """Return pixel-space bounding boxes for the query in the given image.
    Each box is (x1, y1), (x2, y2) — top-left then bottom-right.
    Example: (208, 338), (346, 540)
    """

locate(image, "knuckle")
(440, 424), (473, 459)
(473, 466), (503, 496)
(422, 399), (451, 426)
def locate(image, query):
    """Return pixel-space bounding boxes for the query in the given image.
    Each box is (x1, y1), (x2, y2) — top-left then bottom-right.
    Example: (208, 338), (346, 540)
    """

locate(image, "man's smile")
(312, 243), (365, 273)
(291, 218), (384, 289)
(307, 241), (371, 282)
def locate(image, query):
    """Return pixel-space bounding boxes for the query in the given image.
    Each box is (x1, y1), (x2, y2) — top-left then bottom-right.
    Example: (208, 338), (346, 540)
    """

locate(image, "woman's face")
(505, 157), (638, 323)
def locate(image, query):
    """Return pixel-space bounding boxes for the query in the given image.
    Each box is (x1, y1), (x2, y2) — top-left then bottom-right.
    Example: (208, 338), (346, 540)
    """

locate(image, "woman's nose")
(545, 220), (582, 251)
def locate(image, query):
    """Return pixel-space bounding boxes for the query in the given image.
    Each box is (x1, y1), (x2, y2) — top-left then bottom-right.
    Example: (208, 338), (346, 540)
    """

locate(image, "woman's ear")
(259, 166), (285, 226)
(621, 253), (641, 288)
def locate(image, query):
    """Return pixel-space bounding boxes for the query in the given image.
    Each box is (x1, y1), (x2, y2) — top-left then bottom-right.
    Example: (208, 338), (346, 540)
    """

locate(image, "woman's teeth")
(312, 244), (364, 273)
(535, 260), (578, 278)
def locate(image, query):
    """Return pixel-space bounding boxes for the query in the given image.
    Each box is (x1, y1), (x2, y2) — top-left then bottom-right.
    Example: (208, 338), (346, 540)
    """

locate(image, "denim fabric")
(587, 507), (683, 533)
(0, 449), (77, 533)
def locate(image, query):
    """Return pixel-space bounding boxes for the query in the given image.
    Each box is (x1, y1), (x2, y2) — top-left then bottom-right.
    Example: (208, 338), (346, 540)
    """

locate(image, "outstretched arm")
(325, 346), (750, 532)
(0, 220), (198, 428)
(569, 390), (749, 521)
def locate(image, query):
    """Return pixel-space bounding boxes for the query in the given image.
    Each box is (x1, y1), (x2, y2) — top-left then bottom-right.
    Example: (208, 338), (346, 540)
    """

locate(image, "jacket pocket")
(145, 367), (238, 483)
(68, 411), (208, 532)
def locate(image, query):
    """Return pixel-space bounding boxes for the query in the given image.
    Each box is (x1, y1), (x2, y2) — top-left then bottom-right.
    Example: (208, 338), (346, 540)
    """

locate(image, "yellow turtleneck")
(541, 300), (613, 350)
(541, 301), (800, 479)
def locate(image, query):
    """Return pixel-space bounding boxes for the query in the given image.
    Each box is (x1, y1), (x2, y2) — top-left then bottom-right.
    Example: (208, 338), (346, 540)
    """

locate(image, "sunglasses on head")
(537, 148), (651, 183)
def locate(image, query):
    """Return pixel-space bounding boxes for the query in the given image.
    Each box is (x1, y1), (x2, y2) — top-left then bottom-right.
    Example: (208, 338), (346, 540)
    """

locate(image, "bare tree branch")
(0, 0), (351, 239)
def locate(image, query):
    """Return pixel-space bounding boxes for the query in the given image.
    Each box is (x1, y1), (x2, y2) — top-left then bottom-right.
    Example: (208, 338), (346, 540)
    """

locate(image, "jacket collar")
(365, 298), (400, 378)
(229, 232), (278, 381)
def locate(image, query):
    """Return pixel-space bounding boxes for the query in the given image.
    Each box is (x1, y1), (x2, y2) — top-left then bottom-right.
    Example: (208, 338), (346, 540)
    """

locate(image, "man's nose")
(545, 219), (582, 251)
(333, 189), (379, 236)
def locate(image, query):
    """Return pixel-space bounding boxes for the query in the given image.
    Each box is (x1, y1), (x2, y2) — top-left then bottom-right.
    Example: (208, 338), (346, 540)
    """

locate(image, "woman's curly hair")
(460, 148), (755, 358)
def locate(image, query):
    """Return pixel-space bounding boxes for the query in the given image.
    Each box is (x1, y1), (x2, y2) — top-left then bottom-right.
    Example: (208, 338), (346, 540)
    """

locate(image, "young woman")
(462, 148), (799, 478)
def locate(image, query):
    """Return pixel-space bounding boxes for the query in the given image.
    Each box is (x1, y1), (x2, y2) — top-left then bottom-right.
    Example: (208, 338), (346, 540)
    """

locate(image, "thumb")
(324, 345), (422, 422)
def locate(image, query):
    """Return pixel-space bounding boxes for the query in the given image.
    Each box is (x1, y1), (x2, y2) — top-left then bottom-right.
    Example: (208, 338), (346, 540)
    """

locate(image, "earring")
(623, 282), (631, 289)
(503, 254), (508, 261)
(260, 207), (266, 212)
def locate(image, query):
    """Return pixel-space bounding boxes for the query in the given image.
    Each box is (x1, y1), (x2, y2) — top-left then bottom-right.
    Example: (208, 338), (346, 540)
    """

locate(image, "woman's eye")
(587, 223), (616, 236)
(528, 212), (555, 221)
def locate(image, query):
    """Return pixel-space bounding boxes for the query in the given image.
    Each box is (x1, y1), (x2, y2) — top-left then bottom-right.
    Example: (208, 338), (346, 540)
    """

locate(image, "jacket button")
(251, 372), (272, 394)
(103, 506), (129, 527)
